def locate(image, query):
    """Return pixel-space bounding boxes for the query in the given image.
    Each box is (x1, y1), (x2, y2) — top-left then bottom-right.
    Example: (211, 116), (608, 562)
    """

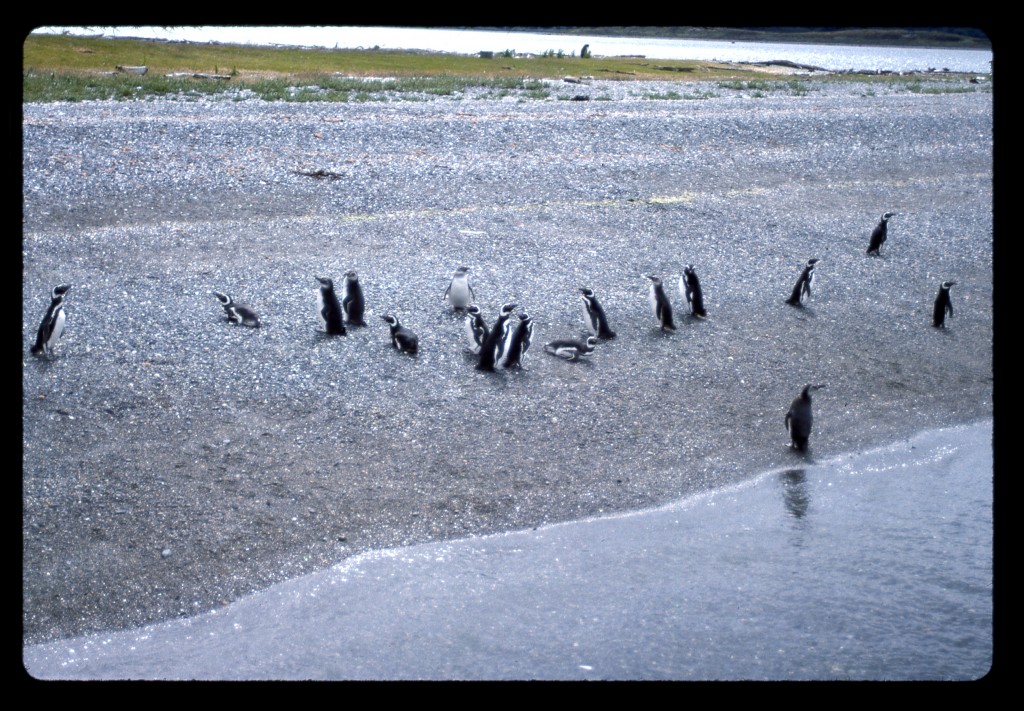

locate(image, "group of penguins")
(29, 212), (959, 453)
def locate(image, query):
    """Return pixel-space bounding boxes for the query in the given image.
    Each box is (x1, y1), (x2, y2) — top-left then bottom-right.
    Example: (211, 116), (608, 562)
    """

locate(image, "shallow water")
(31, 26), (992, 73)
(24, 420), (992, 680)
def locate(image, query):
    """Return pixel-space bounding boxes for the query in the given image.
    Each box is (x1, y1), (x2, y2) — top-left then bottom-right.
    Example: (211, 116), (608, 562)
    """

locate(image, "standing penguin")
(932, 280), (956, 328)
(443, 266), (475, 311)
(645, 275), (676, 331)
(463, 304), (489, 354)
(866, 212), (896, 255)
(786, 258), (820, 307)
(477, 302), (517, 371)
(544, 335), (597, 361)
(785, 384), (825, 452)
(212, 290), (261, 328)
(380, 314), (419, 354)
(31, 283), (71, 356)
(580, 287), (616, 339)
(341, 271), (366, 326)
(501, 312), (534, 369)
(316, 277), (346, 335)
(679, 265), (707, 318)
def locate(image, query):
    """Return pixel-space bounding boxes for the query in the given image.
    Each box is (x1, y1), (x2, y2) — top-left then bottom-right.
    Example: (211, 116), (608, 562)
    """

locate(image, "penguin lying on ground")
(544, 335), (597, 361)
(212, 290), (261, 328)
(380, 314), (419, 354)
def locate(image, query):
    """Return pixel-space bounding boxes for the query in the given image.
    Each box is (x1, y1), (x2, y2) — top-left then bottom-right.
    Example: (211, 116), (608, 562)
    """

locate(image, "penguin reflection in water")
(212, 290), (261, 328)
(644, 275), (676, 331)
(31, 283), (72, 356)
(932, 280), (956, 328)
(316, 277), (346, 335)
(380, 314), (419, 354)
(786, 258), (820, 307)
(785, 384), (825, 453)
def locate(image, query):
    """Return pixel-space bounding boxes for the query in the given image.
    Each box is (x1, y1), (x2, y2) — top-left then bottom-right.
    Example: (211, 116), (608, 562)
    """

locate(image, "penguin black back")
(212, 290), (261, 328)
(785, 384), (825, 452)
(580, 287), (616, 339)
(645, 275), (676, 331)
(786, 258), (820, 307)
(501, 312), (534, 369)
(342, 271), (366, 326)
(866, 212), (896, 255)
(317, 277), (346, 335)
(679, 265), (707, 318)
(477, 302), (516, 371)
(463, 304), (489, 354)
(380, 314), (418, 354)
(932, 280), (956, 328)
(31, 283), (71, 356)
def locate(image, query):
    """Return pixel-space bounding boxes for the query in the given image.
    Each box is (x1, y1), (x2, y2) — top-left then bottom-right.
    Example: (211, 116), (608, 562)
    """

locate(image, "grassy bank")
(23, 32), (989, 103)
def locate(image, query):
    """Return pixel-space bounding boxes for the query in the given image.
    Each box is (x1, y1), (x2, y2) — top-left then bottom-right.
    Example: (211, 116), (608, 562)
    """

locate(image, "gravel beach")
(22, 77), (993, 645)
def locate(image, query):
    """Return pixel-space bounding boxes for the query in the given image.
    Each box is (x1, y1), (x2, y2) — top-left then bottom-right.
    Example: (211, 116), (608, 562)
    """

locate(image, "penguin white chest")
(648, 285), (659, 316)
(449, 277), (470, 307)
(317, 289), (327, 327)
(49, 308), (66, 347)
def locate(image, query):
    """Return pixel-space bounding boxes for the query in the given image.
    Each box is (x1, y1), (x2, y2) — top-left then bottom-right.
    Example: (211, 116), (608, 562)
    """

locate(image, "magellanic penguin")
(679, 265), (707, 318)
(477, 302), (517, 371)
(785, 384), (825, 452)
(932, 280), (956, 328)
(501, 312), (534, 369)
(786, 258), (820, 307)
(380, 314), (419, 354)
(866, 212), (896, 255)
(316, 277), (347, 335)
(544, 335), (597, 361)
(580, 287), (616, 339)
(341, 271), (366, 326)
(212, 290), (261, 328)
(645, 275), (676, 331)
(31, 283), (71, 356)
(443, 266), (475, 311)
(463, 304), (489, 354)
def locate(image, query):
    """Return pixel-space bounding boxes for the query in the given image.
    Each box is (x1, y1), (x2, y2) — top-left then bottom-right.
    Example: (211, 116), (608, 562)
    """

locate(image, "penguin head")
(52, 284), (72, 299)
(802, 383), (826, 398)
(942, 280), (957, 290)
(344, 271), (359, 282)
(580, 287), (595, 298)
(806, 258), (820, 267)
(467, 304), (482, 316)
(585, 336), (598, 348)
(644, 274), (663, 285)
(212, 290), (231, 306)
(380, 314), (399, 328)
(882, 211), (896, 221)
(317, 277), (334, 289)
(455, 266), (471, 275)
(499, 303), (518, 316)
(684, 265), (695, 276)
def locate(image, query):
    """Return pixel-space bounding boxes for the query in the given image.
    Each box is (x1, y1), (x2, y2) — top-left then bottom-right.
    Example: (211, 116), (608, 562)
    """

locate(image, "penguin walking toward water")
(212, 290), (261, 328)
(645, 275), (676, 331)
(380, 314), (419, 354)
(786, 258), (820, 307)
(785, 384), (825, 452)
(316, 277), (347, 335)
(444, 266), (475, 311)
(342, 271), (366, 326)
(932, 280), (956, 328)
(31, 283), (72, 356)
(679, 265), (707, 318)
(477, 302), (517, 371)
(580, 288), (616, 339)
(501, 312), (534, 369)
(463, 304), (489, 354)
(544, 335), (597, 361)
(866, 212), (896, 255)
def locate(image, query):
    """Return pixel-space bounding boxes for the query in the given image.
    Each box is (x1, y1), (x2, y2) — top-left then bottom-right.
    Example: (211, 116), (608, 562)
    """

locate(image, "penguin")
(785, 384), (825, 452)
(477, 302), (517, 371)
(443, 266), (475, 311)
(31, 283), (71, 356)
(501, 312), (534, 369)
(463, 304), (489, 355)
(380, 314), (419, 354)
(786, 258), (820, 307)
(932, 280), (956, 328)
(580, 287), (616, 339)
(316, 277), (347, 335)
(212, 290), (261, 328)
(341, 271), (366, 326)
(678, 265), (707, 318)
(544, 335), (597, 361)
(866, 212), (896, 255)
(645, 275), (676, 331)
